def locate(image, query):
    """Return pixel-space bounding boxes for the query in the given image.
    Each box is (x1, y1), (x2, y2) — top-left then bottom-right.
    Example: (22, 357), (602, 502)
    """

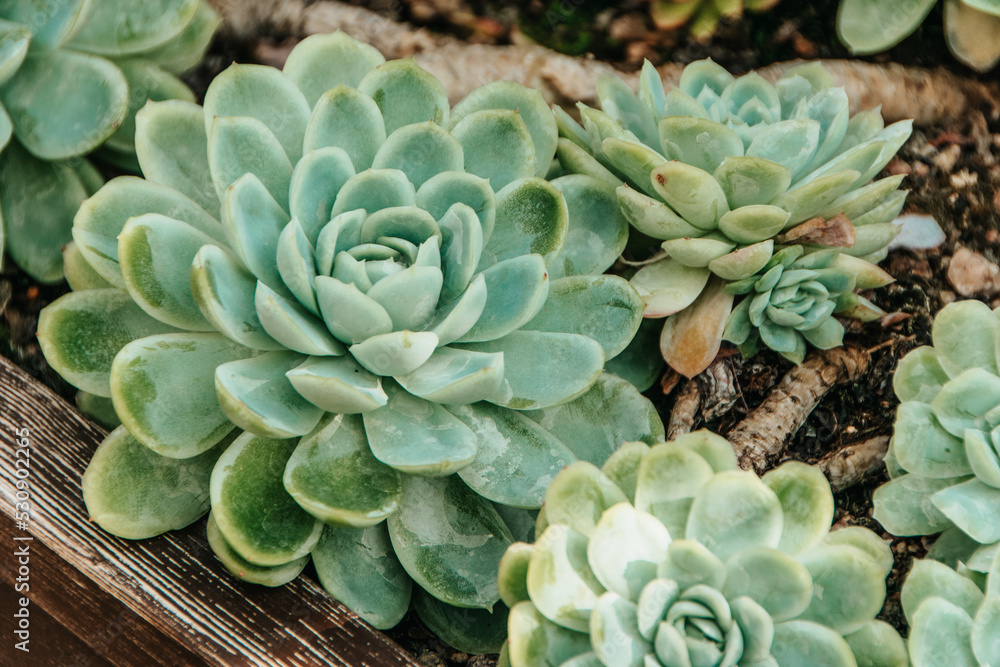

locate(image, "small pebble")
(950, 169), (979, 189)
(933, 144), (962, 172)
(946, 246), (1000, 297)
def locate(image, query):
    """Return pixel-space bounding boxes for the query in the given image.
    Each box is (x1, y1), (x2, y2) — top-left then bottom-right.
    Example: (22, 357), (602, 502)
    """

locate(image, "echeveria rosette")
(649, 0), (780, 40)
(898, 544), (1000, 666)
(556, 58), (910, 377)
(497, 430), (906, 667)
(838, 0), (1000, 72)
(0, 0), (219, 283)
(874, 300), (1000, 553)
(722, 246), (893, 364)
(37, 32), (662, 646)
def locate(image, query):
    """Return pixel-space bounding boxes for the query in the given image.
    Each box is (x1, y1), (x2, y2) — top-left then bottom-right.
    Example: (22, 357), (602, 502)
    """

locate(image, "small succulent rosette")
(556, 58), (909, 376)
(38, 32), (665, 647)
(898, 545), (1000, 666)
(498, 430), (905, 667)
(875, 300), (1000, 552)
(649, 0), (779, 40)
(0, 0), (218, 282)
(838, 0), (1000, 72)
(722, 246), (894, 364)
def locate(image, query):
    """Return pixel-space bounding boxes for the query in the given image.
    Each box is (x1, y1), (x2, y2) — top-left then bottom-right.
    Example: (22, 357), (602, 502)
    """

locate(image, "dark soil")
(3, 3), (1000, 665)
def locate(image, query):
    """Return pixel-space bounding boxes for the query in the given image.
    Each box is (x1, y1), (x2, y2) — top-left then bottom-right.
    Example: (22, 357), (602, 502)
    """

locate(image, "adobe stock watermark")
(12, 426), (32, 653)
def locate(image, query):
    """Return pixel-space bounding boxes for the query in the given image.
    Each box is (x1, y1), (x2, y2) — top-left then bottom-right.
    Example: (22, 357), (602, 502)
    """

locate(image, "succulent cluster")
(649, 0), (780, 40)
(901, 550), (1000, 666)
(875, 300), (1000, 548)
(37, 31), (666, 643)
(498, 430), (904, 667)
(556, 59), (908, 376)
(0, 0), (218, 283)
(838, 0), (1000, 72)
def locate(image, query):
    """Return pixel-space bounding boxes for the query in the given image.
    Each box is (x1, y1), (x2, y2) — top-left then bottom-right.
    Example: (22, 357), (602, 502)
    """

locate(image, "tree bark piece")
(817, 435), (891, 493)
(208, 0), (1000, 124)
(727, 346), (871, 475)
(667, 379), (701, 440)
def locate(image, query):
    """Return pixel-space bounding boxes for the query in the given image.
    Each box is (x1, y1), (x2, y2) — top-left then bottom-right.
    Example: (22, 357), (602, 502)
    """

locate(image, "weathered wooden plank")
(0, 512), (207, 667)
(2, 579), (116, 667)
(0, 354), (419, 667)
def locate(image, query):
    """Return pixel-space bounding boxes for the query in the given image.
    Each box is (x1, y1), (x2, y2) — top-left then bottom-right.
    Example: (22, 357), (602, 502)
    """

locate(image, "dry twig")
(727, 346), (871, 475)
(817, 435), (891, 493)
(667, 380), (701, 440)
(207, 0), (999, 124)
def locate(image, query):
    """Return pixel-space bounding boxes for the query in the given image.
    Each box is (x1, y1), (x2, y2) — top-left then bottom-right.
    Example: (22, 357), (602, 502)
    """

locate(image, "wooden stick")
(0, 354), (418, 667)
(667, 380), (701, 440)
(726, 346), (871, 475)
(817, 435), (891, 493)
(207, 0), (1000, 125)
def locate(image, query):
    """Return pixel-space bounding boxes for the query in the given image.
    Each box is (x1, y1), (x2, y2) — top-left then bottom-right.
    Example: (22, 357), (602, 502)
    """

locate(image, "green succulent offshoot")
(0, 0), (219, 283)
(898, 550), (1000, 667)
(838, 0), (1000, 72)
(722, 245), (893, 364)
(37, 31), (665, 649)
(556, 58), (909, 377)
(875, 300), (1000, 551)
(497, 430), (906, 667)
(650, 0), (780, 41)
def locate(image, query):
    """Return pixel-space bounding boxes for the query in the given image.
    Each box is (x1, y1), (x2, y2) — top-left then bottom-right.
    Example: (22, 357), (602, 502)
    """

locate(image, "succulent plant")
(556, 58), (908, 376)
(649, 0), (780, 41)
(874, 300), (1000, 551)
(0, 0), (218, 282)
(722, 246), (892, 363)
(838, 0), (1000, 72)
(37, 31), (665, 646)
(497, 430), (906, 667)
(899, 543), (1000, 666)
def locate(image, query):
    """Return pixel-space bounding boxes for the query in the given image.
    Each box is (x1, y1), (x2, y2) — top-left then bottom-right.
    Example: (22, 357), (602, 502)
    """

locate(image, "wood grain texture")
(0, 354), (419, 667)
(727, 346), (872, 474)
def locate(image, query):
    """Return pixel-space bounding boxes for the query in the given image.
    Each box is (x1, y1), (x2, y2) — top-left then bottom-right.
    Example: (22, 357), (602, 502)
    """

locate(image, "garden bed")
(3, 1), (1000, 665)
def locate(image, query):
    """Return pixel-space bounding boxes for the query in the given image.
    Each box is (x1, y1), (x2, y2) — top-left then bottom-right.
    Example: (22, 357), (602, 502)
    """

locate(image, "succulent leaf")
(524, 372), (665, 466)
(192, 245), (284, 350)
(111, 333), (251, 457)
(119, 214), (218, 330)
(389, 474), (514, 610)
(37, 289), (180, 396)
(210, 432), (323, 566)
(311, 522), (412, 628)
(451, 402), (576, 508)
(215, 351), (325, 438)
(207, 511), (310, 587)
(135, 100), (218, 212)
(414, 590), (510, 655)
(83, 425), (226, 539)
(0, 49), (128, 160)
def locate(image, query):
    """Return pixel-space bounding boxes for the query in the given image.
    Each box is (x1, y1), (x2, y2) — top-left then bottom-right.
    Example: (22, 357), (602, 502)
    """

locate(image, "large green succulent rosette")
(874, 300), (1000, 552)
(0, 0), (219, 283)
(498, 431), (905, 667)
(37, 32), (663, 646)
(896, 547), (1000, 667)
(556, 58), (908, 376)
